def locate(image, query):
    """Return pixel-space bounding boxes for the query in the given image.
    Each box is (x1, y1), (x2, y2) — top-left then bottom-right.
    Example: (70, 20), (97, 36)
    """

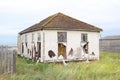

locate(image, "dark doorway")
(83, 42), (89, 54)
(22, 43), (24, 54)
(58, 43), (66, 59)
(37, 42), (41, 58)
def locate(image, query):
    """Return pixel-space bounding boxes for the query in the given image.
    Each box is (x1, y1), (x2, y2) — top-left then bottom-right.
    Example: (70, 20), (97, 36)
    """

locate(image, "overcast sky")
(0, 0), (120, 45)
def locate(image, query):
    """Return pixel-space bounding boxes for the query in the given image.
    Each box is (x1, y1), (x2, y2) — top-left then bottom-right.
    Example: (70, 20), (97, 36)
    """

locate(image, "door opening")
(37, 42), (41, 59)
(58, 43), (66, 59)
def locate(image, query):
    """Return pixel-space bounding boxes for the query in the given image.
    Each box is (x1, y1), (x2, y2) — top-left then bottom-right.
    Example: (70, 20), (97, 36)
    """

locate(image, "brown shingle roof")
(19, 12), (102, 34)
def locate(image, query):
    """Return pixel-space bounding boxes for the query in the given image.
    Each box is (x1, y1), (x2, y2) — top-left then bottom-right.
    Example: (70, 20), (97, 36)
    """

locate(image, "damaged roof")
(19, 12), (102, 34)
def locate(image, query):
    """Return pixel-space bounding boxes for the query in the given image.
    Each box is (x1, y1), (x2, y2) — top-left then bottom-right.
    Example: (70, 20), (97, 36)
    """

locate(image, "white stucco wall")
(19, 30), (100, 62)
(67, 31), (81, 59)
(19, 31), (41, 58)
(67, 31), (100, 60)
(43, 30), (100, 61)
(88, 32), (100, 59)
(43, 30), (58, 61)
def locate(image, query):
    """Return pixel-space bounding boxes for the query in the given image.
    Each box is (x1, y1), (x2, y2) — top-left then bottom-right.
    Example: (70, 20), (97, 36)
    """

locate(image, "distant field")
(1, 51), (120, 80)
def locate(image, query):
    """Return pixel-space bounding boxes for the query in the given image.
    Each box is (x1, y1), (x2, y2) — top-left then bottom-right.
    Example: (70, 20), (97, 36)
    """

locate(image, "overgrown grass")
(3, 51), (120, 80)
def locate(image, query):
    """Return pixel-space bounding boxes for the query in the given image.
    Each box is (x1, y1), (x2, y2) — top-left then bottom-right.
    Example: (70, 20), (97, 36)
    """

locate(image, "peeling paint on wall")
(68, 48), (73, 56)
(48, 50), (55, 58)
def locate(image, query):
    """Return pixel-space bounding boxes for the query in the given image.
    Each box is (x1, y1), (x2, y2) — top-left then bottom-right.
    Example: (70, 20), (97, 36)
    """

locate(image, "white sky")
(0, 0), (120, 45)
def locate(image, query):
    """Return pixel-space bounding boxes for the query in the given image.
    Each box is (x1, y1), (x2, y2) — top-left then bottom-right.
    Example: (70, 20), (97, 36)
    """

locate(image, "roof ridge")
(56, 13), (102, 30)
(61, 13), (102, 31)
(19, 12), (102, 34)
(41, 13), (59, 28)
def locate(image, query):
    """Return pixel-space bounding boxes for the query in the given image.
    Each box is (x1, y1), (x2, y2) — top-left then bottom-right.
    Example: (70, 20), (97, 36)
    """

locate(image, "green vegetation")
(2, 51), (120, 80)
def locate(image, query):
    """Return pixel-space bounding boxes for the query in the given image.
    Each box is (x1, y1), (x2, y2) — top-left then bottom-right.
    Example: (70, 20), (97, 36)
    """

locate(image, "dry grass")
(2, 51), (120, 80)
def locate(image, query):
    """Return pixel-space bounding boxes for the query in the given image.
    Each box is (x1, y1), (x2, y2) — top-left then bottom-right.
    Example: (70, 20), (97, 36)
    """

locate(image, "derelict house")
(18, 12), (102, 62)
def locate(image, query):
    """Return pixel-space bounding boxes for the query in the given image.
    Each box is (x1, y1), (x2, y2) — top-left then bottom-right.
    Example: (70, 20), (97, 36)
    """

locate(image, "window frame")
(32, 33), (34, 43)
(37, 33), (41, 42)
(81, 33), (88, 42)
(57, 32), (67, 43)
(25, 34), (27, 43)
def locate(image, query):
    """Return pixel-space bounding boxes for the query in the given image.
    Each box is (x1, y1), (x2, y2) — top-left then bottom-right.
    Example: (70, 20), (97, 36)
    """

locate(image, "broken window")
(25, 34), (27, 42)
(81, 33), (87, 42)
(58, 32), (67, 42)
(37, 33), (41, 59)
(32, 33), (34, 43)
(22, 43), (24, 53)
(37, 33), (41, 42)
(58, 32), (67, 59)
(25, 34), (28, 47)
(37, 42), (41, 58)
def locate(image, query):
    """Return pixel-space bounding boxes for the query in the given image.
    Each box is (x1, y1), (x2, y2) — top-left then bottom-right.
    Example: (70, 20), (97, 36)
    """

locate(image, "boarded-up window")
(58, 32), (67, 42)
(81, 34), (87, 42)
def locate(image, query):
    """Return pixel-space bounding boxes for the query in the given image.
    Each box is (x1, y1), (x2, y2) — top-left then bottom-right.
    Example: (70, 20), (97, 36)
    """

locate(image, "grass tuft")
(6, 51), (120, 80)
